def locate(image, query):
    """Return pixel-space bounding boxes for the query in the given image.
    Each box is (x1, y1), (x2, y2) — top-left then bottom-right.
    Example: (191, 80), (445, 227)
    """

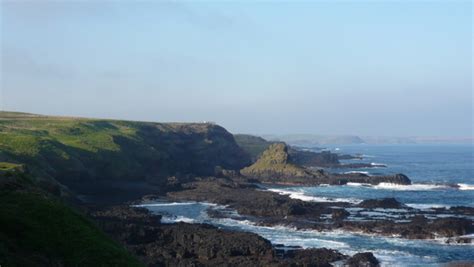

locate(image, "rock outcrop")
(330, 173), (411, 185)
(240, 143), (323, 184)
(239, 143), (411, 186)
(91, 205), (355, 266)
(358, 198), (406, 209)
(345, 252), (380, 267)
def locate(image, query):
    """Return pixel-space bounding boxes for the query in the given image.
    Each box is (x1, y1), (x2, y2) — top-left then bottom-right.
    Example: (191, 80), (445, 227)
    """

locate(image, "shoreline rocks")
(164, 178), (473, 243)
(91, 205), (374, 266)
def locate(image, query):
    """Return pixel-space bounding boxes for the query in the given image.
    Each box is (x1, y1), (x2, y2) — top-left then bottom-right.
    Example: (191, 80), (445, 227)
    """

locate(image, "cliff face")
(0, 112), (251, 195)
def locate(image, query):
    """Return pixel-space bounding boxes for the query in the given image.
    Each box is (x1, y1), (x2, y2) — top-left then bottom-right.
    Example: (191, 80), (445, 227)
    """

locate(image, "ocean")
(138, 144), (474, 266)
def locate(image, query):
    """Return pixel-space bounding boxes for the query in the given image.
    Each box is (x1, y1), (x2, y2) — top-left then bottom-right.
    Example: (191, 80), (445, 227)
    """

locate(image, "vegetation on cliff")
(0, 111), (250, 195)
(0, 170), (141, 267)
(240, 143), (321, 183)
(234, 134), (273, 162)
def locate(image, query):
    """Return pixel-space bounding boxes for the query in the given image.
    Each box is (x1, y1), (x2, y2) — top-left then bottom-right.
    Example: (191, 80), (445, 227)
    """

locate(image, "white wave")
(373, 183), (449, 191)
(458, 183), (474, 190)
(458, 234), (474, 238)
(366, 249), (436, 267)
(344, 171), (371, 175)
(346, 182), (372, 187)
(268, 188), (361, 204)
(133, 202), (218, 208)
(132, 202), (198, 207)
(370, 162), (386, 167)
(161, 215), (196, 223)
(406, 203), (450, 210)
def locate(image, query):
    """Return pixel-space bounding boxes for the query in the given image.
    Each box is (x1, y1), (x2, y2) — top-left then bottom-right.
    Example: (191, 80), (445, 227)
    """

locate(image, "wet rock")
(283, 248), (346, 267)
(91, 205), (349, 266)
(332, 209), (350, 221)
(358, 198), (406, 209)
(167, 178), (330, 219)
(345, 252), (379, 267)
(331, 173), (411, 185)
(429, 218), (474, 237)
(449, 206), (474, 216)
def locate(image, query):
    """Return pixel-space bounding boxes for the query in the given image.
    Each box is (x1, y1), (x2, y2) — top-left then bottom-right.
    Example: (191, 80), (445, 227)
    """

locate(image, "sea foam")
(373, 183), (450, 191)
(458, 183), (474, 191)
(268, 188), (361, 204)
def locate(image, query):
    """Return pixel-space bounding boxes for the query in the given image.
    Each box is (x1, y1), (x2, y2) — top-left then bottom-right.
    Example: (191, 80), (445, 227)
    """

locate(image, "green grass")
(0, 118), (137, 154)
(241, 143), (313, 179)
(0, 162), (23, 171)
(0, 190), (142, 267)
(0, 111), (250, 194)
(234, 134), (272, 162)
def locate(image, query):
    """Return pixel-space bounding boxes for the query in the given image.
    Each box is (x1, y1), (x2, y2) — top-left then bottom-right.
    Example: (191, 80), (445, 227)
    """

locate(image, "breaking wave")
(268, 188), (362, 204)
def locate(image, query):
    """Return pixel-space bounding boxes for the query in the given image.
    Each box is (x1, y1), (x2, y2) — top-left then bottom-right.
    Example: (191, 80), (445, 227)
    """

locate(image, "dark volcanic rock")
(167, 178), (329, 218)
(341, 216), (474, 241)
(358, 198), (406, 209)
(332, 209), (350, 221)
(282, 248), (346, 267)
(91, 205), (351, 266)
(331, 173), (411, 185)
(429, 217), (474, 237)
(345, 252), (379, 267)
(449, 206), (474, 216)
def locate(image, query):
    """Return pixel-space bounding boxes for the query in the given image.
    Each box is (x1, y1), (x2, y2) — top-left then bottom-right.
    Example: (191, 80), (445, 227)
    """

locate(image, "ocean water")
(314, 144), (474, 208)
(138, 144), (474, 266)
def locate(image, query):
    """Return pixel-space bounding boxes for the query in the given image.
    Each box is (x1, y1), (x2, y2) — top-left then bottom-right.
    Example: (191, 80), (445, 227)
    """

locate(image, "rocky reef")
(91, 205), (379, 267)
(164, 177), (473, 243)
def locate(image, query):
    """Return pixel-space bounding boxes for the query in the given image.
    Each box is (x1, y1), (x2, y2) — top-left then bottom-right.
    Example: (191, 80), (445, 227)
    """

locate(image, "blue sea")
(139, 144), (474, 266)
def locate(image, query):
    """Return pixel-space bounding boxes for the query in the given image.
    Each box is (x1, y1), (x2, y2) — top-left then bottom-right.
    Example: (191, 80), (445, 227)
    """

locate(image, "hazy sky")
(1, 1), (472, 136)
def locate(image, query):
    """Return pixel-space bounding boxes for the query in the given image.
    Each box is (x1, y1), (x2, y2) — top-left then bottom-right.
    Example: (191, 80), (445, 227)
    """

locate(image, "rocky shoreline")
(83, 142), (473, 266)
(90, 205), (379, 267)
(158, 177), (473, 243)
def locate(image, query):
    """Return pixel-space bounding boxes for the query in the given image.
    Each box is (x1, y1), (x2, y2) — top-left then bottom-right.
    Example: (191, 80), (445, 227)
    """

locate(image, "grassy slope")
(234, 134), (273, 162)
(0, 171), (141, 267)
(240, 143), (316, 181)
(0, 111), (251, 266)
(0, 112), (250, 195)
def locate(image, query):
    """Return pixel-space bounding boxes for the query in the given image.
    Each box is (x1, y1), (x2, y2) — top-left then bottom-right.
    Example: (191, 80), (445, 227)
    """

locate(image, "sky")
(1, 0), (472, 137)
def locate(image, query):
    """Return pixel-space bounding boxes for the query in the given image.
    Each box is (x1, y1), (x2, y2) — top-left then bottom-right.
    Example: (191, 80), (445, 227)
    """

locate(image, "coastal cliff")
(0, 112), (251, 197)
(3, 112), (470, 267)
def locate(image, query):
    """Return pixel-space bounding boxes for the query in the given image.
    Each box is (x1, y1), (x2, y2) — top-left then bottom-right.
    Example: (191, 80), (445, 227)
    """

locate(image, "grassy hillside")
(0, 170), (142, 267)
(0, 112), (250, 195)
(234, 134), (273, 162)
